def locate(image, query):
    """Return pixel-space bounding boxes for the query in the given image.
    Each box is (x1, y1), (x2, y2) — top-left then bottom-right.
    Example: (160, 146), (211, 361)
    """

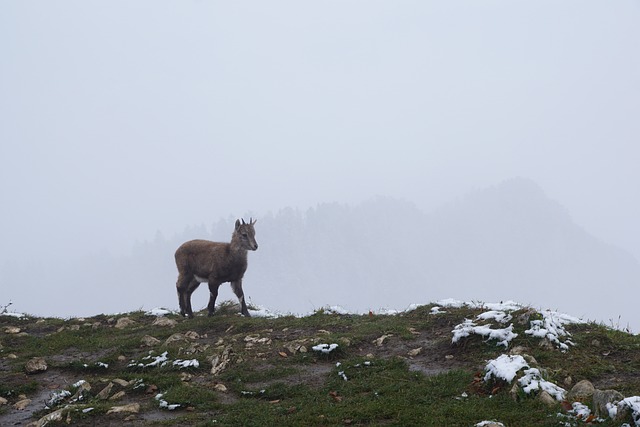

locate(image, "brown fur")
(175, 218), (258, 317)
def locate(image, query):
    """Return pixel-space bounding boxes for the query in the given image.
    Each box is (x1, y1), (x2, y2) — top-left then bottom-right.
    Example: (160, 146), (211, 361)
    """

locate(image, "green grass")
(1, 302), (639, 426)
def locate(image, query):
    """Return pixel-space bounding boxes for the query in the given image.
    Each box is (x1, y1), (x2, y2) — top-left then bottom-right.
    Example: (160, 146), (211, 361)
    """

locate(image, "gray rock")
(25, 357), (47, 374)
(96, 382), (114, 400)
(538, 391), (557, 406)
(164, 333), (188, 346)
(593, 389), (624, 418)
(141, 335), (161, 347)
(106, 403), (140, 414)
(567, 380), (595, 402)
(114, 317), (136, 329)
(152, 317), (177, 328)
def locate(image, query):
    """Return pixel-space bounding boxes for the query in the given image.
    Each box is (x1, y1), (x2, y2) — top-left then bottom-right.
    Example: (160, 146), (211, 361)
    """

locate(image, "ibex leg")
(207, 282), (221, 317)
(176, 274), (193, 317)
(231, 280), (250, 317)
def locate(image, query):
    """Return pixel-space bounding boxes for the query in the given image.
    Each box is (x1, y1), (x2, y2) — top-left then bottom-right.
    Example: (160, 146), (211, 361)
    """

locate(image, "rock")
(517, 309), (535, 325)
(615, 400), (634, 422)
(214, 383), (228, 393)
(114, 317), (136, 329)
(97, 382), (114, 400)
(112, 379), (129, 387)
(25, 357), (48, 374)
(107, 403), (140, 414)
(164, 333), (188, 346)
(567, 380), (595, 402)
(284, 343), (300, 354)
(538, 339), (555, 351)
(244, 335), (271, 345)
(75, 380), (91, 391)
(509, 382), (520, 401)
(373, 334), (392, 346)
(141, 335), (161, 347)
(14, 398), (31, 410)
(152, 317), (177, 328)
(523, 354), (538, 367)
(407, 347), (422, 357)
(70, 380), (91, 402)
(210, 345), (233, 376)
(31, 407), (72, 427)
(593, 389), (624, 418)
(0, 396), (7, 405)
(538, 391), (557, 406)
(109, 391), (126, 401)
(184, 330), (200, 340)
(338, 337), (351, 346)
(563, 376), (573, 388)
(509, 346), (529, 355)
(5, 326), (21, 334)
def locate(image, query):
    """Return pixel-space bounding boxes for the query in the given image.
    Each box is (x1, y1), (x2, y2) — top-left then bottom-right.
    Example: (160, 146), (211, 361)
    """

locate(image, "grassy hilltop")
(1, 302), (639, 426)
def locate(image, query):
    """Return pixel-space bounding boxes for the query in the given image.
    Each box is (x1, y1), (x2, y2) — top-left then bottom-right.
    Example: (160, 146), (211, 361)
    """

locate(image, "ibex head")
(234, 218), (258, 251)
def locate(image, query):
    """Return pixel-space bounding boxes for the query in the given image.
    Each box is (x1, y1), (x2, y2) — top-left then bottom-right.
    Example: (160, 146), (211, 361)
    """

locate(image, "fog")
(1, 2), (639, 330)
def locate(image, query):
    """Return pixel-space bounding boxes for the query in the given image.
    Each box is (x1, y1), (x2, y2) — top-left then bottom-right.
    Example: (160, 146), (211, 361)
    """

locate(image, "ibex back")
(175, 218), (258, 317)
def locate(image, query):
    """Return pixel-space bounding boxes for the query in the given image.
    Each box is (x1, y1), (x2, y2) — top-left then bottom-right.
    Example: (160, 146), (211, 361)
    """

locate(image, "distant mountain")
(244, 178), (640, 329)
(417, 178), (640, 324)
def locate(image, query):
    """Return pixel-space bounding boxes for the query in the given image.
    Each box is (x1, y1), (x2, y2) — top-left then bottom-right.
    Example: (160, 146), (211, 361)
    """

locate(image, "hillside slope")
(1, 301), (639, 426)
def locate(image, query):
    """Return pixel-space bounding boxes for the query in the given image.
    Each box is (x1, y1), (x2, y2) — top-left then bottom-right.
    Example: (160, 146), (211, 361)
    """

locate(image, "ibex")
(175, 218), (258, 318)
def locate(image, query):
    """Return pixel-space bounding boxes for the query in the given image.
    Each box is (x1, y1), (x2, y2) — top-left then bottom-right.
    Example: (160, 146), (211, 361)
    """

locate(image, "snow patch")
(146, 307), (175, 316)
(312, 343), (339, 354)
(476, 310), (512, 324)
(569, 401), (591, 419)
(483, 354), (567, 402)
(618, 396), (640, 426)
(452, 319), (518, 348)
(248, 305), (289, 318)
(129, 351), (170, 368)
(1, 311), (27, 318)
(173, 359), (199, 369)
(155, 393), (181, 410)
(430, 306), (446, 315)
(525, 310), (582, 352)
(483, 354), (529, 383)
(518, 368), (566, 401)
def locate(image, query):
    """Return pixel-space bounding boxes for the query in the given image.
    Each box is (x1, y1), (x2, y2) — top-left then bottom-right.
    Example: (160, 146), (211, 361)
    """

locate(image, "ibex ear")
(235, 219), (241, 230)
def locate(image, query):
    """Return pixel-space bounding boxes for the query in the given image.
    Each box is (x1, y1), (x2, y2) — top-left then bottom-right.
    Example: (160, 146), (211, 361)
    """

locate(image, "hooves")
(178, 309), (251, 318)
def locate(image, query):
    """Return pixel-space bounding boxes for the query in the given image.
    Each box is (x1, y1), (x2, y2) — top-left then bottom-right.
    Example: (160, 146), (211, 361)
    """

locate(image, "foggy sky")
(1, 2), (640, 321)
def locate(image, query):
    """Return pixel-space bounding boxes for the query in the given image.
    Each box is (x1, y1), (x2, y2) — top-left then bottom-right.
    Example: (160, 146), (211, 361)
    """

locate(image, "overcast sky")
(1, 1), (639, 316)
